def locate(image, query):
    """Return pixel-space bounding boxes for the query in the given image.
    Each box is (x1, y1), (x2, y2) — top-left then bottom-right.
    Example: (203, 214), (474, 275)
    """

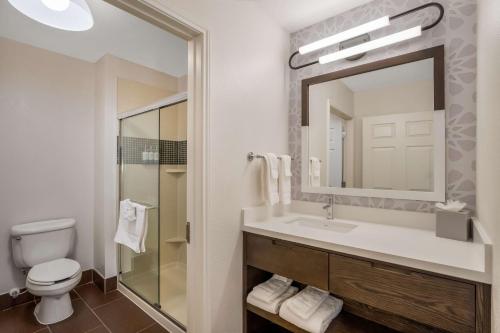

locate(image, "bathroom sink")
(285, 218), (357, 233)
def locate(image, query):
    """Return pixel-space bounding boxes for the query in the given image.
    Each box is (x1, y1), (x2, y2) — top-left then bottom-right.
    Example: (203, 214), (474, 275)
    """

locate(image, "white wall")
(476, 0), (500, 330)
(0, 37), (95, 293)
(150, 1), (290, 332)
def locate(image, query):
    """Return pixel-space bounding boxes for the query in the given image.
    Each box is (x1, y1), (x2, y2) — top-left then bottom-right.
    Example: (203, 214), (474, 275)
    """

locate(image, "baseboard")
(0, 268), (93, 311)
(92, 269), (117, 294)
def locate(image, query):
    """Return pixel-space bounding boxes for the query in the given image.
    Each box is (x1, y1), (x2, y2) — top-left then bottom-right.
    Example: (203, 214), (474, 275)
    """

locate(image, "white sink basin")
(285, 218), (357, 233)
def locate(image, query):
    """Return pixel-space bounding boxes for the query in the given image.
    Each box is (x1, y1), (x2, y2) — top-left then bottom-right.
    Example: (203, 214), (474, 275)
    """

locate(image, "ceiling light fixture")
(8, 0), (94, 32)
(41, 0), (70, 12)
(289, 2), (444, 70)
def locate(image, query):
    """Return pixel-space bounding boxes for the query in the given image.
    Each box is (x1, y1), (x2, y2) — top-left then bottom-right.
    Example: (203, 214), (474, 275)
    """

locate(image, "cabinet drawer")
(245, 234), (328, 289)
(329, 254), (475, 333)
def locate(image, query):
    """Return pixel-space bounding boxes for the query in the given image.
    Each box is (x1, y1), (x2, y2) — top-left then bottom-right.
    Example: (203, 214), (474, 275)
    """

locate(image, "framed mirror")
(301, 46), (445, 201)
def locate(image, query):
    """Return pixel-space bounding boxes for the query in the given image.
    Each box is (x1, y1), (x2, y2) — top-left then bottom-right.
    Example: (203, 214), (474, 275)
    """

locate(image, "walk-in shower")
(117, 92), (188, 328)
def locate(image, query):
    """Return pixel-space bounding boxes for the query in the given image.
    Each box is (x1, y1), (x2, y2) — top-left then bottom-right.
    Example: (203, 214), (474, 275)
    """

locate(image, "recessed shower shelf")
(165, 169), (186, 174)
(165, 237), (187, 243)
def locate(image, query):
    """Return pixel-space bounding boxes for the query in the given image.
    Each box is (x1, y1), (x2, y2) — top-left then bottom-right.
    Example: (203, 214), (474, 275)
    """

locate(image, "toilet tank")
(11, 218), (76, 268)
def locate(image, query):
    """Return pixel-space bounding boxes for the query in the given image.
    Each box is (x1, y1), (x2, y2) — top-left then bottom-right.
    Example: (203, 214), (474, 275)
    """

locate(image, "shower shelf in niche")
(165, 237), (187, 243)
(165, 168), (186, 174)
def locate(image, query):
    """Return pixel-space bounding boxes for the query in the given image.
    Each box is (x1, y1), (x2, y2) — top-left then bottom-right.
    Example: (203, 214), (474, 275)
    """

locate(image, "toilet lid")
(28, 258), (81, 284)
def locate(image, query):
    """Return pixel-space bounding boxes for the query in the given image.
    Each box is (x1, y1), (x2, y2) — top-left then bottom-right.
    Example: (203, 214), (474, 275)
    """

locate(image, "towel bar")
(247, 152), (321, 163)
(247, 152), (295, 162)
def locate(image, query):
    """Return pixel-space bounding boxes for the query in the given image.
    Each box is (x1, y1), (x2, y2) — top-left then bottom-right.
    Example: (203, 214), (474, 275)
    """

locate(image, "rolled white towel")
(287, 286), (329, 320)
(247, 286), (298, 314)
(252, 274), (293, 303)
(279, 295), (343, 333)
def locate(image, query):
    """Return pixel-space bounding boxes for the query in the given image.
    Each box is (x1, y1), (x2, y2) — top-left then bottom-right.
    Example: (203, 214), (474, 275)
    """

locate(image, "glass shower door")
(118, 108), (160, 307)
(159, 101), (187, 326)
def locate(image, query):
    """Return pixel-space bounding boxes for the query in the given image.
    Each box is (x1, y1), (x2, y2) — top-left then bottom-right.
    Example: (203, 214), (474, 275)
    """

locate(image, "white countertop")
(242, 207), (491, 284)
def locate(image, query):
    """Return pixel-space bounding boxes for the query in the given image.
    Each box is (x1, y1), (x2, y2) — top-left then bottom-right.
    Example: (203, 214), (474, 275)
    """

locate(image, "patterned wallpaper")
(289, 0), (477, 212)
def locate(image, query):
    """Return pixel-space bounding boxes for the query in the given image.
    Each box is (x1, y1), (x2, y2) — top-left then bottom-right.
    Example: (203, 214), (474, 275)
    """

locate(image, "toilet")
(11, 218), (81, 325)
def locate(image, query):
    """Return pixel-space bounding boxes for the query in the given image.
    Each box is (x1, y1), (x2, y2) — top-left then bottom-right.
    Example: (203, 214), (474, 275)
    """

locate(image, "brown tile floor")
(0, 283), (170, 333)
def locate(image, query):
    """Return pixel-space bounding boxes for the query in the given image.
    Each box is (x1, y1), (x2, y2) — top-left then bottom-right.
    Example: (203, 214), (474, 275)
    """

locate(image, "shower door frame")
(117, 92), (188, 330)
(106, 1), (210, 332)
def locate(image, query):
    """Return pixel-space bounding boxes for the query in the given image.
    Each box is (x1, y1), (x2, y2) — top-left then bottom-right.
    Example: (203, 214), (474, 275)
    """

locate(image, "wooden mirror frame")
(301, 45), (444, 126)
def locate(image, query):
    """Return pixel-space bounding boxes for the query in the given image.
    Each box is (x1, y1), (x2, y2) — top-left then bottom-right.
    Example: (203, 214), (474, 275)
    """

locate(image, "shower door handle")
(186, 221), (191, 244)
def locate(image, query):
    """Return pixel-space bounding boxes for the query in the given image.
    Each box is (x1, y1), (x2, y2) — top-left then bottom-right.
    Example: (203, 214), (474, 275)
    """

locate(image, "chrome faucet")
(322, 195), (334, 220)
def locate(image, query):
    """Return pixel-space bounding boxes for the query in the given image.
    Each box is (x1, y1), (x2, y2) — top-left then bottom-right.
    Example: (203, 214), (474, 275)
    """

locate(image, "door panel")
(362, 112), (434, 191)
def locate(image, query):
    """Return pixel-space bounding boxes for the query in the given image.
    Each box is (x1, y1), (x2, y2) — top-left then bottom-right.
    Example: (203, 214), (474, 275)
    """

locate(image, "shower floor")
(121, 262), (187, 326)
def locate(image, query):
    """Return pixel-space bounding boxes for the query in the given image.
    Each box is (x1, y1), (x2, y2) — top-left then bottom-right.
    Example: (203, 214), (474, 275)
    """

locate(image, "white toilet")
(11, 218), (82, 325)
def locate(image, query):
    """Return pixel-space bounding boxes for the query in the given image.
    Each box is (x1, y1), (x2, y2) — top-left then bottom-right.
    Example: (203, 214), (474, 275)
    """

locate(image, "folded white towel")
(280, 295), (343, 333)
(262, 153), (279, 206)
(252, 274), (293, 303)
(247, 286), (298, 314)
(114, 200), (149, 253)
(288, 286), (329, 320)
(119, 199), (136, 222)
(309, 157), (321, 187)
(279, 155), (292, 205)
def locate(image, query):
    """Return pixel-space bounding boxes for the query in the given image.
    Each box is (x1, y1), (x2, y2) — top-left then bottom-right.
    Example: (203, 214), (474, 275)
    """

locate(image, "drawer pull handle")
(271, 239), (292, 249)
(374, 264), (412, 276)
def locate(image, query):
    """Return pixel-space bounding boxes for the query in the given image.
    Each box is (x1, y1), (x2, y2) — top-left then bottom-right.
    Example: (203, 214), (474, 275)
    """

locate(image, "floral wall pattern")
(289, 0), (477, 212)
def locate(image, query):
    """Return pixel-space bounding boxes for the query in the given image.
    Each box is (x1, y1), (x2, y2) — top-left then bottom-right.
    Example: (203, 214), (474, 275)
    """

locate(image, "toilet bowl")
(10, 218), (81, 325)
(26, 258), (82, 324)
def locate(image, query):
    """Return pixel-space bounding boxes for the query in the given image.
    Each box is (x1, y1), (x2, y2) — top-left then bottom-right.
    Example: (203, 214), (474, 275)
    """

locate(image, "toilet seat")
(27, 258), (81, 286)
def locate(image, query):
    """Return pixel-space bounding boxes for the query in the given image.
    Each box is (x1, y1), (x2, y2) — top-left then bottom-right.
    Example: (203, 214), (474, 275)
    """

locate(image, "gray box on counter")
(435, 208), (471, 241)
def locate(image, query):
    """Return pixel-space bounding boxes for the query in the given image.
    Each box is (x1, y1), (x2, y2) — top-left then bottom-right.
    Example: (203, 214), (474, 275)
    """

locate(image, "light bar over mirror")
(289, 2), (444, 70)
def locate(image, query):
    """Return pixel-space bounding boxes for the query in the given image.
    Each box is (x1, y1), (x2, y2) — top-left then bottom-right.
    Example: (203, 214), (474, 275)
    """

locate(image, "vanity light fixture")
(289, 2), (444, 69)
(8, 0), (94, 32)
(299, 16), (390, 55)
(319, 26), (422, 64)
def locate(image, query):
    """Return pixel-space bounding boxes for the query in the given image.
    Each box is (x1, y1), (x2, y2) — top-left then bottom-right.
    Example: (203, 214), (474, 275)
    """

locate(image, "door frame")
(106, 1), (210, 332)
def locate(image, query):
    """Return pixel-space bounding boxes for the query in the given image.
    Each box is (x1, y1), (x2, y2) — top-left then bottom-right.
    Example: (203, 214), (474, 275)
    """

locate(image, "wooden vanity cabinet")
(330, 253), (476, 333)
(243, 232), (491, 333)
(246, 233), (329, 289)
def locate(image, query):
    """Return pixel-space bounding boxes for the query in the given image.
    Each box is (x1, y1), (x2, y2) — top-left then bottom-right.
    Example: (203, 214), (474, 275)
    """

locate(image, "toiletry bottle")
(149, 146), (154, 161)
(142, 145), (149, 162)
(154, 145), (159, 161)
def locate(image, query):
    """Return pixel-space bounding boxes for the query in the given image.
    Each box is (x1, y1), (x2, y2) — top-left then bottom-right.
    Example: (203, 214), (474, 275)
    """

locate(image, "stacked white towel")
(279, 287), (343, 333)
(288, 286), (329, 320)
(114, 199), (149, 253)
(262, 153), (280, 206)
(246, 274), (295, 314)
(252, 274), (293, 302)
(278, 155), (292, 205)
(309, 157), (321, 187)
(248, 286), (298, 314)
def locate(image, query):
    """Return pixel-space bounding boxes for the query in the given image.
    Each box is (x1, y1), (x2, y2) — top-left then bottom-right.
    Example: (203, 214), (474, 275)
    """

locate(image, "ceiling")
(0, 0), (188, 77)
(340, 59), (434, 92)
(253, 0), (374, 32)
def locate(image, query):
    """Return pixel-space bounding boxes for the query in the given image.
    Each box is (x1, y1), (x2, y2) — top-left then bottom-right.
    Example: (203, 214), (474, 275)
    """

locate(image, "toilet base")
(34, 292), (74, 325)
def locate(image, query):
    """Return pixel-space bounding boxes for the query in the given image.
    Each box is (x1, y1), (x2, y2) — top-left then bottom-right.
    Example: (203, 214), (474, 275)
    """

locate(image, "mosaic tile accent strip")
(119, 137), (187, 165)
(289, 0), (477, 212)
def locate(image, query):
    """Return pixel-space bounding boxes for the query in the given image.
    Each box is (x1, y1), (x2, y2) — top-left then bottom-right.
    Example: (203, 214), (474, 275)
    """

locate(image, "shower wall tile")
(177, 141), (187, 165)
(119, 137), (187, 165)
(289, 0), (477, 212)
